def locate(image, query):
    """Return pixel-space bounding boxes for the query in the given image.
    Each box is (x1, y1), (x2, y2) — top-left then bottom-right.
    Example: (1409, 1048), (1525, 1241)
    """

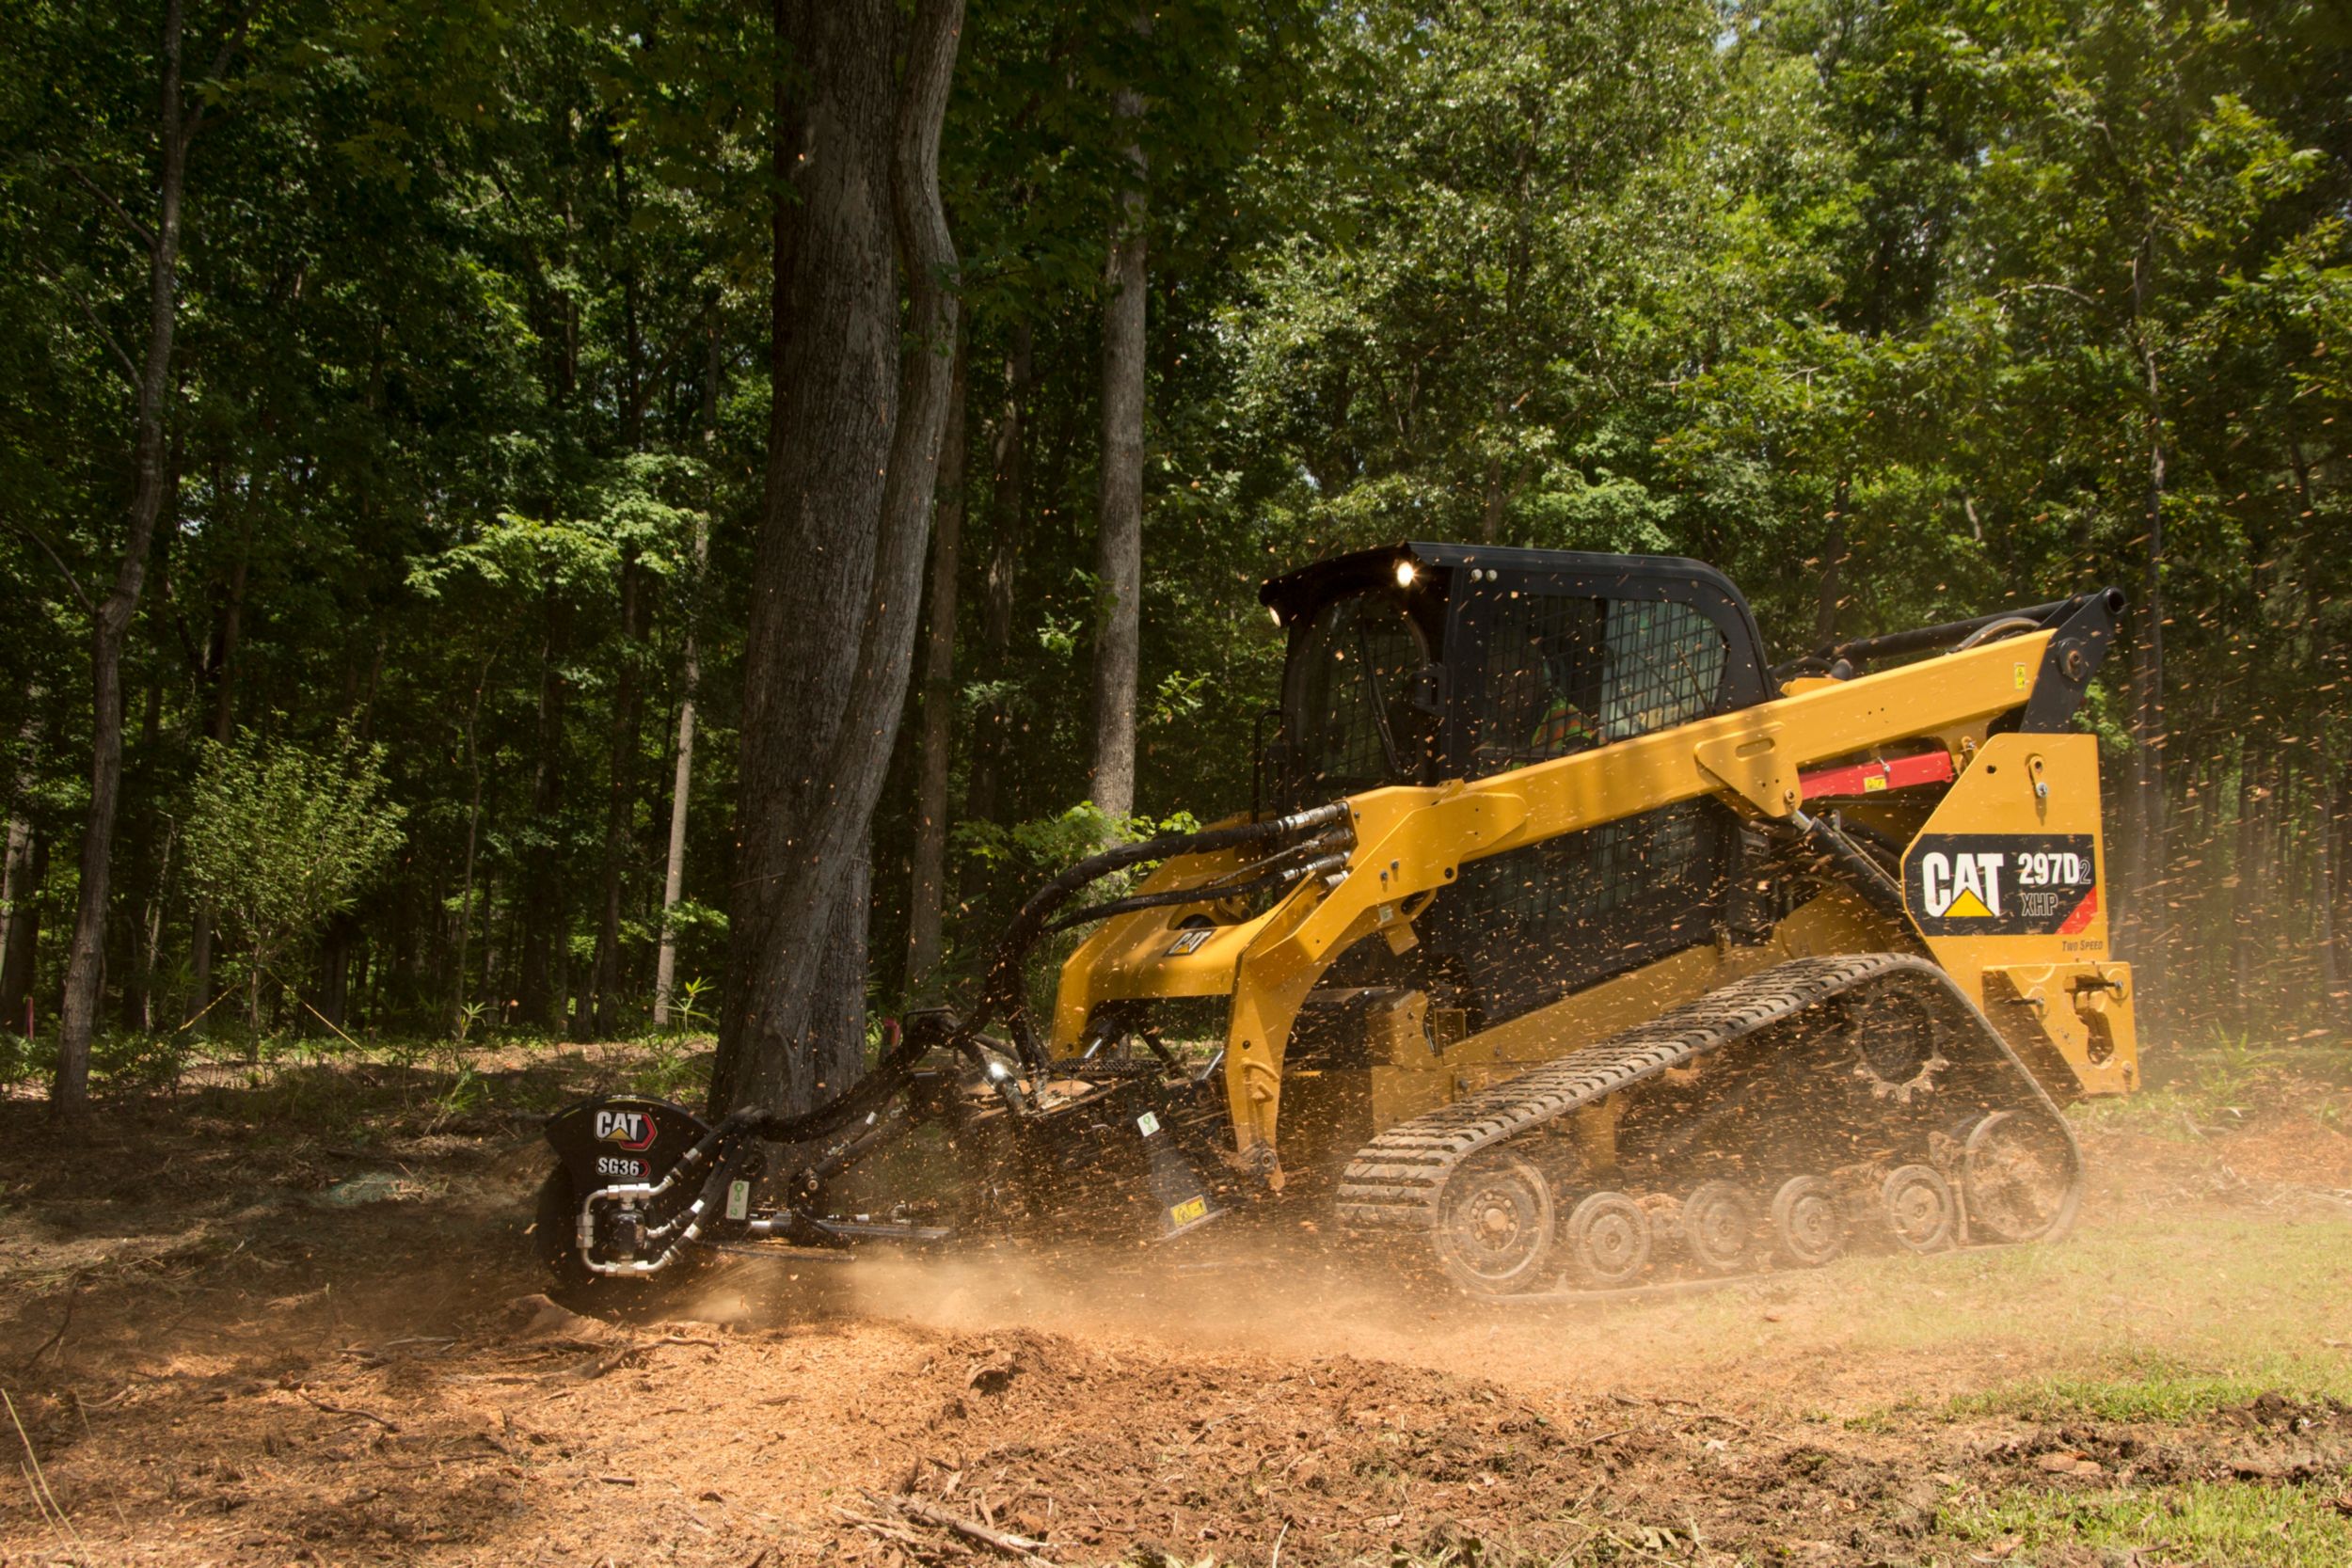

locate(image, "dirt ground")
(3, 1050), (2350, 1567)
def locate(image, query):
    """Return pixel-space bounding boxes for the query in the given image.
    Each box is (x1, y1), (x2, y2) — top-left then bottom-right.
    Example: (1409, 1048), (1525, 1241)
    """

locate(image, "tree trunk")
(1088, 76), (1149, 825)
(2233, 741), (2260, 1034)
(592, 552), (643, 1036)
(1815, 476), (1850, 648)
(709, 0), (964, 1117)
(516, 589), (569, 1030)
(3, 702), (45, 1037)
(653, 325), (722, 1029)
(448, 657), (489, 1036)
(2123, 271), (2169, 1038)
(188, 483), (250, 1033)
(1, 830), (41, 1038)
(56, 0), (195, 1114)
(963, 322), (1033, 829)
(905, 336), (969, 994)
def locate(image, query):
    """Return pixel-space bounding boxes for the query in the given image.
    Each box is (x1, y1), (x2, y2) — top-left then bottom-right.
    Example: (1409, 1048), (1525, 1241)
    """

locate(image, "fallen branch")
(874, 1492), (1052, 1561)
(1675, 1410), (1751, 1434)
(296, 1390), (401, 1432)
(1567, 1425), (1636, 1451)
(582, 1332), (719, 1381)
(18, 1278), (80, 1371)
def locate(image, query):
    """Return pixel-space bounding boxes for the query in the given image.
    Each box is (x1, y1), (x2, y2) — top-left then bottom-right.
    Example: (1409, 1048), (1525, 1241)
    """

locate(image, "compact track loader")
(539, 543), (2137, 1297)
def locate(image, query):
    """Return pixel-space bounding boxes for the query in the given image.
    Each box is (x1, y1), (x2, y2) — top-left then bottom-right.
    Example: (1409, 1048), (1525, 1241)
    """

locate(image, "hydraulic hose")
(973, 801), (1351, 1051)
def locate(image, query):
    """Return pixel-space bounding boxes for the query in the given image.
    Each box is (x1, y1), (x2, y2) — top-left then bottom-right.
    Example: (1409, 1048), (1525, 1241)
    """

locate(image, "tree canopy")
(2, 0), (2344, 1097)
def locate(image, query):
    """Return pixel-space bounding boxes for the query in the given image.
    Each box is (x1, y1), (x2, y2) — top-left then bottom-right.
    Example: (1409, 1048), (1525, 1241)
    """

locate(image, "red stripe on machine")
(2057, 885), (2099, 935)
(1798, 750), (1957, 800)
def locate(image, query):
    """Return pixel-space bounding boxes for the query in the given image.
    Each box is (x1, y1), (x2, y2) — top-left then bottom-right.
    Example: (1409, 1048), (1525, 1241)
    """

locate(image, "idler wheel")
(1564, 1192), (1653, 1289)
(1433, 1152), (1555, 1295)
(1962, 1111), (2075, 1243)
(1680, 1180), (1758, 1275)
(1770, 1175), (1847, 1268)
(1879, 1164), (1957, 1253)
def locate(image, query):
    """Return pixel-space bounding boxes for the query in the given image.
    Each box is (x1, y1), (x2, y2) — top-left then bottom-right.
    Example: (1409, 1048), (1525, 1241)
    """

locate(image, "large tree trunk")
(962, 323), (1033, 829)
(709, 0), (963, 1117)
(56, 0), (195, 1114)
(904, 337), (969, 994)
(1088, 79), (1149, 824)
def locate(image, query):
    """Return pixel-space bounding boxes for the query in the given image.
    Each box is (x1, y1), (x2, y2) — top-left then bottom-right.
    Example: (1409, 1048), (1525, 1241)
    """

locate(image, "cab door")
(1427, 563), (1769, 1025)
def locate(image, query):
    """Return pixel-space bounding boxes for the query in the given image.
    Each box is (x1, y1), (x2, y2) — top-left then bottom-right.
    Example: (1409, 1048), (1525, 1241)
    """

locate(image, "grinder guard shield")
(545, 1095), (712, 1195)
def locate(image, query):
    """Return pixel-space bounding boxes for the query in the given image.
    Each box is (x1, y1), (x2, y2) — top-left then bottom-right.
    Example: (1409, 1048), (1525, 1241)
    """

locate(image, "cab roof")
(1257, 541), (1751, 627)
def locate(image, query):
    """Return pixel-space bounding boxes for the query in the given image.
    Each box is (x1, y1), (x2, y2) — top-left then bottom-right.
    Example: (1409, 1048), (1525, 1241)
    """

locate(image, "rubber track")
(1337, 953), (1931, 1232)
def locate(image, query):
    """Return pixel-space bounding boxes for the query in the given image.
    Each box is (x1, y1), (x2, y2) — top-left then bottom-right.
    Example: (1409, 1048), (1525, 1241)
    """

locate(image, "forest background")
(3, 0), (2346, 1115)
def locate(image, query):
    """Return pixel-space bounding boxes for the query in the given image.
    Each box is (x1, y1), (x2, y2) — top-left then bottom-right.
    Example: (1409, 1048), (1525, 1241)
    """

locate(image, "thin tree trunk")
(449, 657), (489, 1036)
(1815, 476), (1850, 648)
(2124, 264), (2169, 1037)
(3, 702), (45, 1036)
(592, 553), (643, 1036)
(188, 497), (250, 1033)
(2233, 741), (2260, 1033)
(517, 589), (569, 1030)
(1088, 66), (1149, 825)
(963, 322), (1033, 829)
(905, 335), (969, 994)
(710, 0), (964, 1117)
(2314, 767), (2339, 1008)
(653, 325), (723, 1029)
(56, 0), (197, 1114)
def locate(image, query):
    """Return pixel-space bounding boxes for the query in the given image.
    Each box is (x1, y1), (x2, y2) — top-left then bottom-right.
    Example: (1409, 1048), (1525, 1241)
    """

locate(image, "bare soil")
(2, 1053), (2349, 1567)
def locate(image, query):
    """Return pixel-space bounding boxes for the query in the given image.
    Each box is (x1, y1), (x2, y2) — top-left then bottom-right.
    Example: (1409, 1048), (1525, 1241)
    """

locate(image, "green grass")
(1940, 1477), (2352, 1568)
(1949, 1354), (2352, 1424)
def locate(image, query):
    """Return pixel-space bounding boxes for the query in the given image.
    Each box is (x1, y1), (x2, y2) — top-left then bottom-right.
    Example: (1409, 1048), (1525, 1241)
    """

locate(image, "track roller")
(1563, 1192), (1652, 1288)
(1431, 1151), (1554, 1294)
(1880, 1164), (1957, 1253)
(1770, 1175), (1847, 1267)
(1679, 1180), (1759, 1275)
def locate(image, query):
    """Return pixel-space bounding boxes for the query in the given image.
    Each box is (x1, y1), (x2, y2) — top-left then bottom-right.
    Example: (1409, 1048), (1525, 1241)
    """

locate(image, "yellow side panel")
(1902, 732), (2138, 1096)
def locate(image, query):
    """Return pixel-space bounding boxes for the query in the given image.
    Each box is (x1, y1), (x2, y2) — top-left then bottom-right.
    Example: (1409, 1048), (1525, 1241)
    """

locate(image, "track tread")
(1336, 955), (1926, 1232)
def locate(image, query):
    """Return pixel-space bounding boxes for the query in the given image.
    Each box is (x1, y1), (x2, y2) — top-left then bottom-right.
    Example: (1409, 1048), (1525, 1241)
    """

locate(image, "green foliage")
(0, 0), (2343, 1065)
(182, 728), (405, 1027)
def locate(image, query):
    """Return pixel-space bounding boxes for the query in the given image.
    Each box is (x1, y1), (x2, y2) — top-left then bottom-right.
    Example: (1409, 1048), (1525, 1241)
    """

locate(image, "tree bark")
(904, 336), (969, 994)
(709, 0), (963, 1117)
(56, 0), (197, 1113)
(1088, 73), (1150, 824)
(962, 323), (1033, 829)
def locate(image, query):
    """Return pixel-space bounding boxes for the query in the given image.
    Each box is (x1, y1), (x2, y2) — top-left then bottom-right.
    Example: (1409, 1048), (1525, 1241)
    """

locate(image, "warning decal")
(1902, 832), (2099, 937)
